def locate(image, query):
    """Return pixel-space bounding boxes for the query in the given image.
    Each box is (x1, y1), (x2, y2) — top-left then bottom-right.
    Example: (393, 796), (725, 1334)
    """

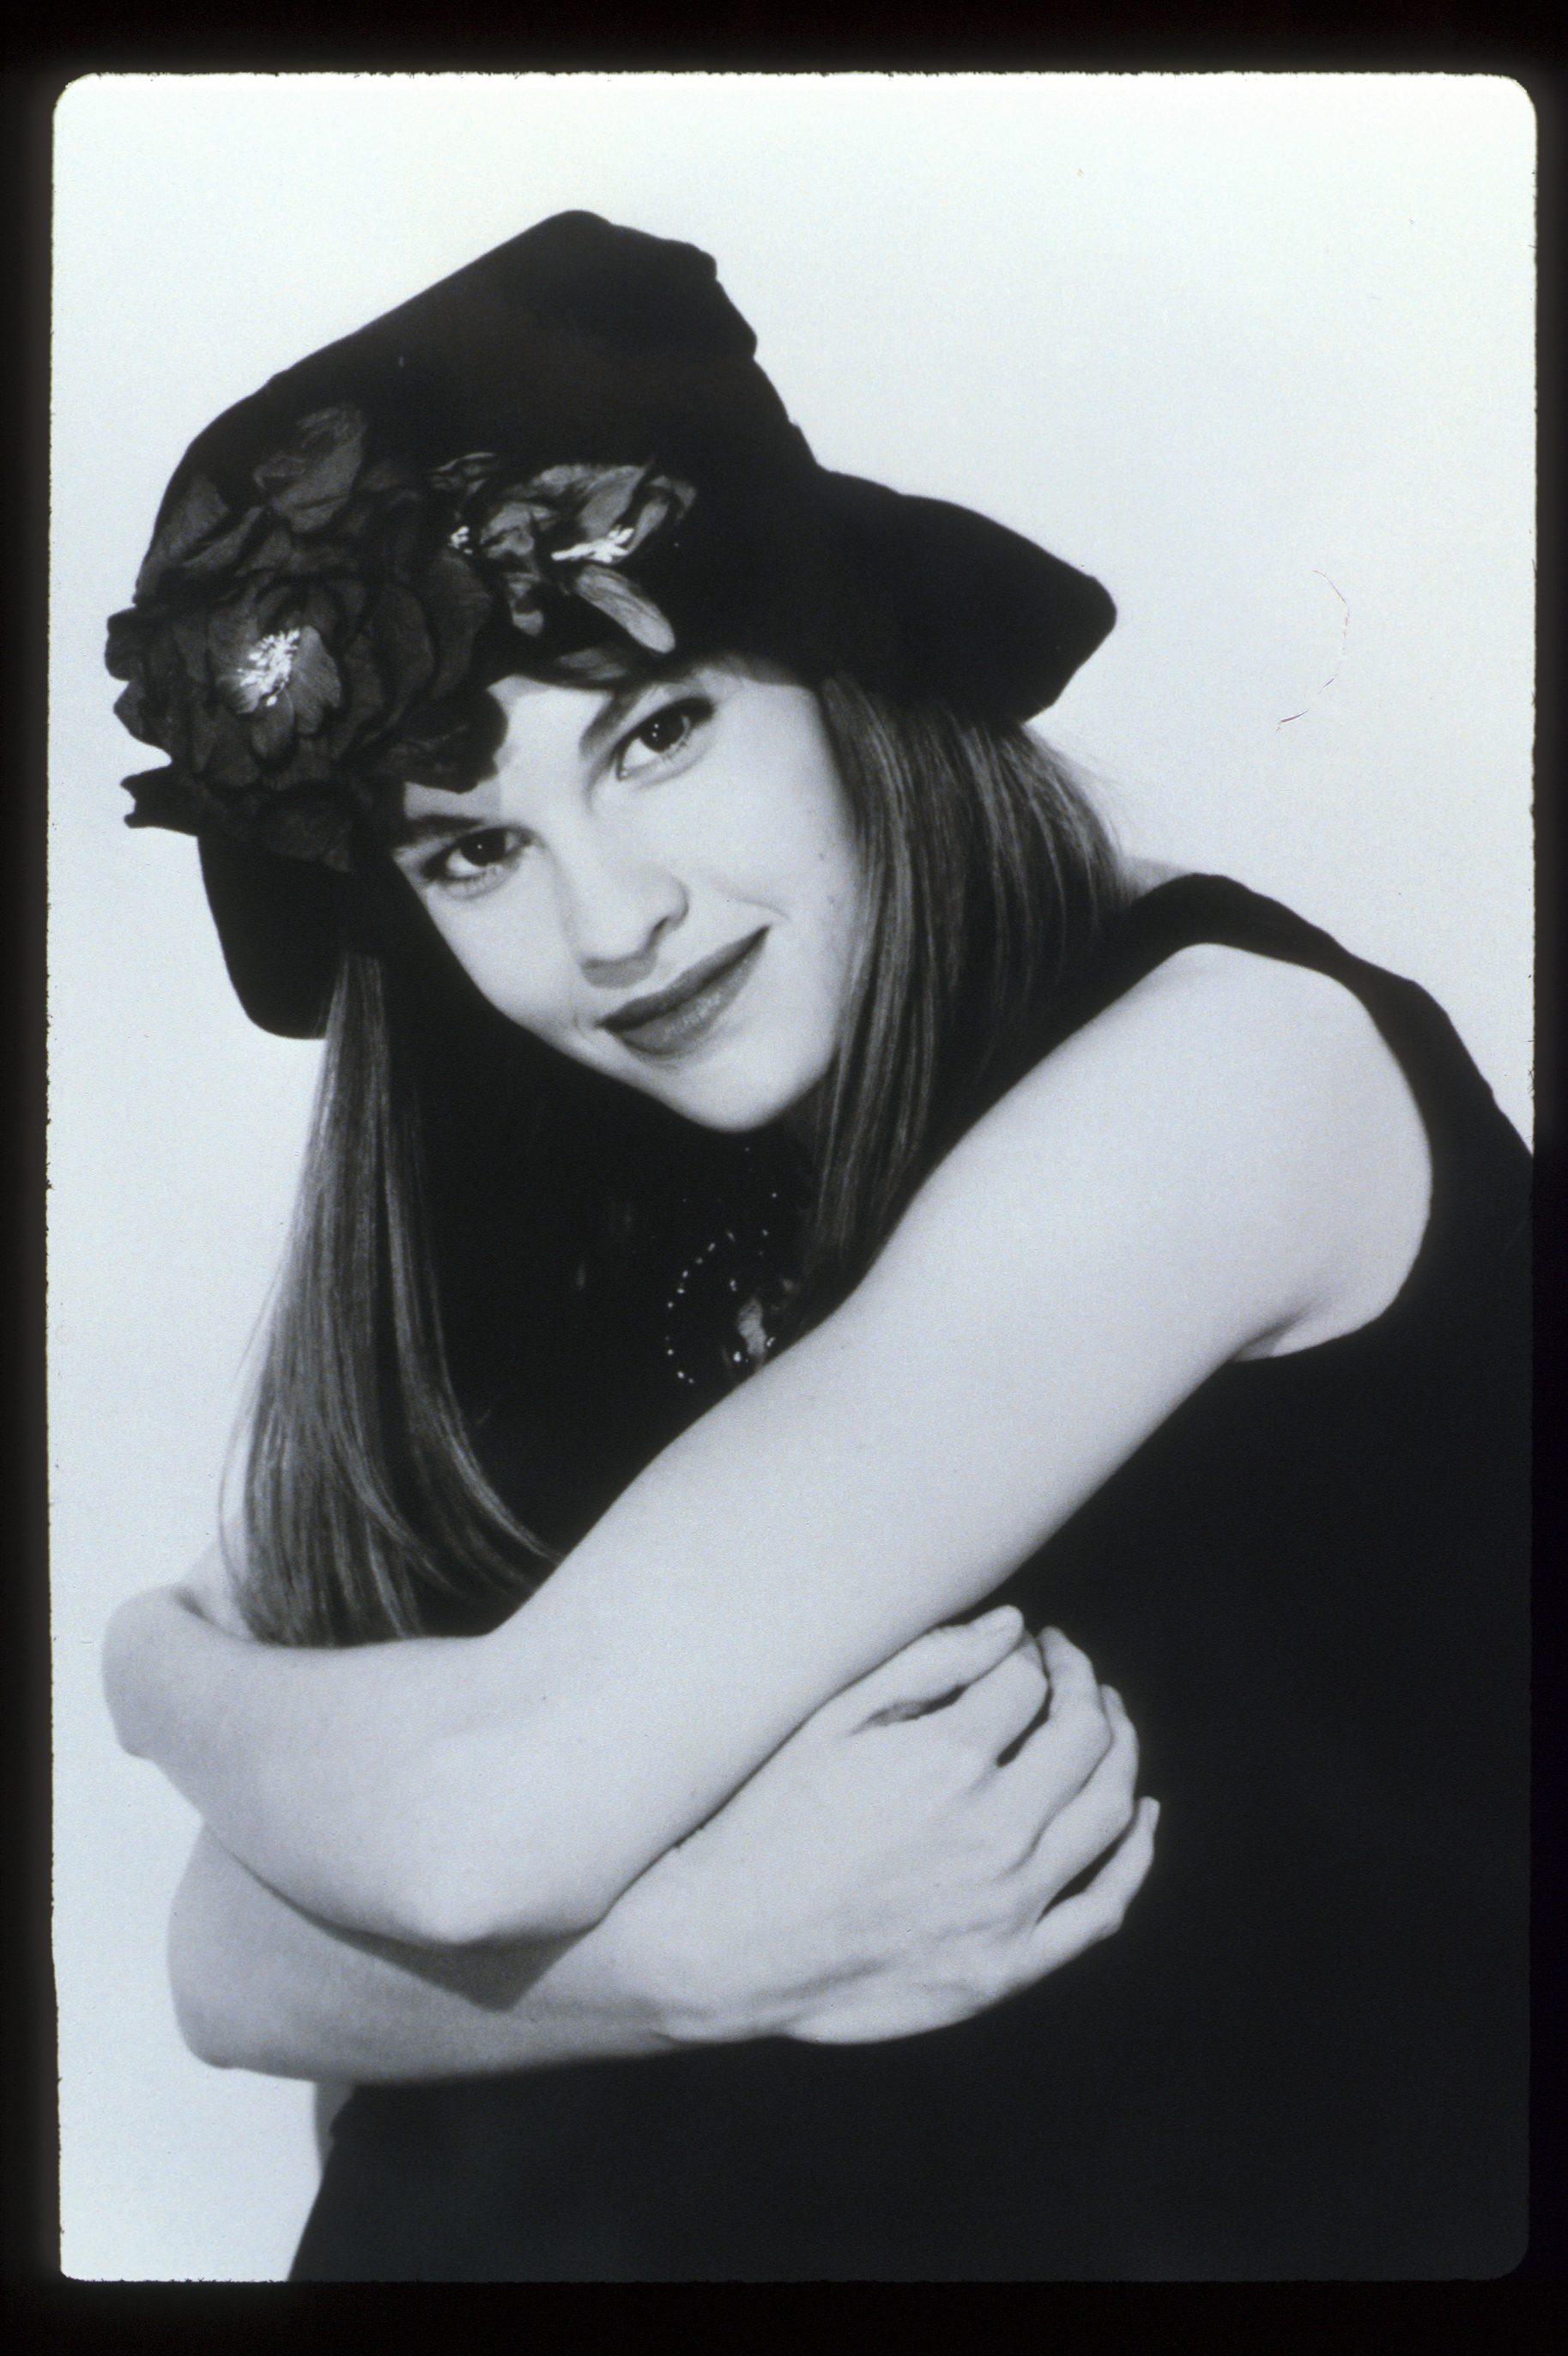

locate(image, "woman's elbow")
(166, 1930), (317, 2079)
(166, 1923), (245, 2070)
(387, 1844), (617, 1950)
(382, 1739), (627, 1949)
(171, 1980), (239, 2069)
(166, 1848), (288, 2074)
(100, 1594), (166, 1758)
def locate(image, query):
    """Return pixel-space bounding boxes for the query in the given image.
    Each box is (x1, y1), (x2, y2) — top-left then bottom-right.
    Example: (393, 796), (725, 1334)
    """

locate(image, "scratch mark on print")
(1278, 572), (1351, 728)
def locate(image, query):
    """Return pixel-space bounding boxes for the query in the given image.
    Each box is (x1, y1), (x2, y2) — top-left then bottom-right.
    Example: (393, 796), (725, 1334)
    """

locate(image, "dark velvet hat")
(107, 212), (1115, 1036)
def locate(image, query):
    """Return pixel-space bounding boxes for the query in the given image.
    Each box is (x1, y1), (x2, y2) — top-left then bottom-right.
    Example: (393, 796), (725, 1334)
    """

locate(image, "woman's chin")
(621, 1058), (826, 1138)
(651, 1087), (800, 1137)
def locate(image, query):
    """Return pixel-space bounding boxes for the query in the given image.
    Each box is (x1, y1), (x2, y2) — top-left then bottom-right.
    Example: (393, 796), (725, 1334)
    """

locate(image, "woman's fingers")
(832, 1606), (1027, 1729)
(1038, 1626), (1105, 1721)
(939, 1631), (1050, 1755)
(1011, 1681), (1141, 1903)
(753, 1619), (1153, 2044)
(1025, 1796), (1160, 1977)
(998, 1626), (1117, 1802)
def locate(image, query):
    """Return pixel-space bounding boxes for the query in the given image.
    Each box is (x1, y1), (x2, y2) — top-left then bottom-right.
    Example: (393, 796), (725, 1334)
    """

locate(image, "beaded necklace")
(653, 1142), (804, 1396)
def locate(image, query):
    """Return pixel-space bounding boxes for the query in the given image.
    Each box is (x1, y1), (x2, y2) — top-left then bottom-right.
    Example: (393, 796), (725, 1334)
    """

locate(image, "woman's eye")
(426, 828), (523, 888)
(615, 696), (713, 778)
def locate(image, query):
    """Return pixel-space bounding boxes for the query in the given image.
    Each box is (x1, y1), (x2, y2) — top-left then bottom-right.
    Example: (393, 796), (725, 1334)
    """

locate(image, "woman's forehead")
(392, 778), (506, 839)
(396, 653), (802, 828)
(395, 674), (647, 830)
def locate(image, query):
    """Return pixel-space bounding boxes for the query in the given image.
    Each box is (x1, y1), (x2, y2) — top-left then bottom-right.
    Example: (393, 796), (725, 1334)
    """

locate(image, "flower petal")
(551, 645), (639, 686)
(357, 457), (417, 497)
(284, 626), (344, 732)
(499, 578), (548, 634)
(201, 705), (262, 788)
(249, 693), (296, 761)
(288, 735), (339, 784)
(618, 474), (695, 557)
(429, 451), (499, 497)
(329, 636), (390, 753)
(569, 565), (678, 653)
(135, 475), (229, 600)
(366, 584), (435, 719)
(175, 505), (266, 582)
(105, 608), (148, 679)
(233, 523), (298, 579)
(568, 464), (649, 542)
(111, 680), (149, 740)
(528, 462), (627, 512)
(253, 405), (368, 532)
(308, 573), (368, 639)
(421, 549), (495, 701)
(186, 698), (221, 771)
(479, 500), (542, 566)
(205, 597), (266, 681)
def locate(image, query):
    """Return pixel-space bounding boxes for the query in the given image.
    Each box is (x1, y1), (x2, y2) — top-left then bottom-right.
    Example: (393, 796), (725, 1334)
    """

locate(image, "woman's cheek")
(491, 946), (567, 1038)
(432, 903), (554, 1033)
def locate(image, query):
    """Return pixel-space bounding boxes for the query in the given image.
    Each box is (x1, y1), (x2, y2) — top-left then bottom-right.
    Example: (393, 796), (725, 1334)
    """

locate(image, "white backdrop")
(50, 73), (1535, 2280)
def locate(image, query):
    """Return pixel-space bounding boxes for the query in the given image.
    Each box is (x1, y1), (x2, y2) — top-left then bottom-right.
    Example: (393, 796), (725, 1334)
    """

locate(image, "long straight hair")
(808, 678), (1125, 1301)
(234, 675), (1127, 1645)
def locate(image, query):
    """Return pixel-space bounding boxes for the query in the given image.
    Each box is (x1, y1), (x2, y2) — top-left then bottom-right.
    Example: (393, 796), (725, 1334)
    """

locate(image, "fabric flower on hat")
(108, 409), (698, 869)
(107, 404), (499, 867)
(433, 457), (694, 654)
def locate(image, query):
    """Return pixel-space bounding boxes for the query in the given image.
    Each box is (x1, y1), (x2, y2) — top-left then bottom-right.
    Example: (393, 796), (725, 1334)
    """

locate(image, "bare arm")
(171, 1620), (1157, 2079)
(106, 947), (1427, 1944)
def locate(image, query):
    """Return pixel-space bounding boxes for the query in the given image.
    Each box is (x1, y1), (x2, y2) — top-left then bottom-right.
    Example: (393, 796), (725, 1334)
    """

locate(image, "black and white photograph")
(50, 72), (1535, 2281)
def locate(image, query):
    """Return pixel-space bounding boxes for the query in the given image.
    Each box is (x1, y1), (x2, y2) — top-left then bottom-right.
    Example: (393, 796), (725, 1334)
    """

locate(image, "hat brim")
(199, 831), (349, 1039)
(201, 481), (1114, 1039)
(819, 472), (1115, 721)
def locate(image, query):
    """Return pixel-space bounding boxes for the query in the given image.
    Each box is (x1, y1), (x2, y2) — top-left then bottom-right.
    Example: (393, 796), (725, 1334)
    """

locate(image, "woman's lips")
(601, 931), (767, 1058)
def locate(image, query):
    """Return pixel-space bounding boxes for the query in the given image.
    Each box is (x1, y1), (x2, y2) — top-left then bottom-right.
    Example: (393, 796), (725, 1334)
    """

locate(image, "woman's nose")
(554, 835), (689, 984)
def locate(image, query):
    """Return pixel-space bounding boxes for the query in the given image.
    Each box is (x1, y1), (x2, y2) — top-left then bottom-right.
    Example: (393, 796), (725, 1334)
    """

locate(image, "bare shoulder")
(1149, 943), (1432, 1349)
(901, 937), (1433, 1357)
(995, 936), (1423, 1140)
(1109, 932), (1383, 1030)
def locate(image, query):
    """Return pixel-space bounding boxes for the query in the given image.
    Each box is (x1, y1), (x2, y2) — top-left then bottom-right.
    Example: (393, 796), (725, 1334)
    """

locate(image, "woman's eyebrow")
(388, 672), (698, 848)
(578, 672), (695, 759)
(384, 810), (482, 851)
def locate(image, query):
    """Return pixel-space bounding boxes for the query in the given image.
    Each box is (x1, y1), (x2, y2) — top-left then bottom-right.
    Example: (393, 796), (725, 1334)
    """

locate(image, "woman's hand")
(106, 950), (1403, 1948)
(166, 1606), (1153, 2081)
(594, 1607), (1157, 2048)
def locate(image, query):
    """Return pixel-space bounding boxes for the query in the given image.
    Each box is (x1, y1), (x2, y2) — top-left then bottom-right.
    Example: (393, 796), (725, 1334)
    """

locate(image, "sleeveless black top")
(291, 878), (1531, 2280)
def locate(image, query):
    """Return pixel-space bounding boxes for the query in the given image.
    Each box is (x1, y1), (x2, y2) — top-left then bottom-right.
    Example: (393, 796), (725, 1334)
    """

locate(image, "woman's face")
(388, 658), (865, 1133)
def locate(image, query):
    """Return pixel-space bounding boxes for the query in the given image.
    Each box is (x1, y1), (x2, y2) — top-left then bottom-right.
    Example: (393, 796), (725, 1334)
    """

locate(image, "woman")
(102, 214), (1529, 2279)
